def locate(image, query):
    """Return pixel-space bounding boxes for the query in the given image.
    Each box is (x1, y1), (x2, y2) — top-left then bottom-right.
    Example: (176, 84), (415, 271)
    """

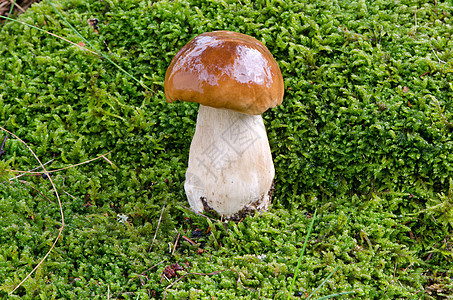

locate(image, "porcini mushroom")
(164, 31), (284, 219)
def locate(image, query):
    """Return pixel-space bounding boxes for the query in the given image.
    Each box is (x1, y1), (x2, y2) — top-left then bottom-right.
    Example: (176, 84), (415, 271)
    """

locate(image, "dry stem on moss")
(1, 126), (64, 295)
(6, 150), (114, 176)
(0, 127), (114, 295)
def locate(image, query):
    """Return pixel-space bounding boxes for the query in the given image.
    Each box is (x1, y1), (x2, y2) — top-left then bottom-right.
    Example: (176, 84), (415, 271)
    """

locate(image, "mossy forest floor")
(1, 0), (453, 299)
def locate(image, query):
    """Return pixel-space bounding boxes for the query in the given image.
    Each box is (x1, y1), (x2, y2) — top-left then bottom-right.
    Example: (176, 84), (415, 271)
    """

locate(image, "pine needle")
(288, 209), (317, 300)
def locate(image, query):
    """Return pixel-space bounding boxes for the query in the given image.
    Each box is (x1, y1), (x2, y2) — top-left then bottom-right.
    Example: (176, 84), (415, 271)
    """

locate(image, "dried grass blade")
(149, 198), (167, 251)
(0, 15), (99, 55)
(0, 126), (65, 295)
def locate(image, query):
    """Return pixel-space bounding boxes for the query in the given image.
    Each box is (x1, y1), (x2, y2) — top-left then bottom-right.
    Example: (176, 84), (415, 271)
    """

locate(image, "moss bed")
(1, 0), (453, 299)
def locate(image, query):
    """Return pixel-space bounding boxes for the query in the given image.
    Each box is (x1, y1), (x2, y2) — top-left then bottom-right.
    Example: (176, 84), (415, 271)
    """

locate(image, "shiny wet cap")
(164, 31), (284, 115)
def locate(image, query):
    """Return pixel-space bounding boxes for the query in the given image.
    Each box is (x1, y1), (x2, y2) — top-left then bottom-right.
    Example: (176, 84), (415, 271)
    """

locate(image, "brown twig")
(181, 235), (197, 246)
(13, 1), (26, 13)
(18, 180), (53, 203)
(104, 40), (112, 53)
(171, 231), (181, 256)
(149, 198), (167, 251)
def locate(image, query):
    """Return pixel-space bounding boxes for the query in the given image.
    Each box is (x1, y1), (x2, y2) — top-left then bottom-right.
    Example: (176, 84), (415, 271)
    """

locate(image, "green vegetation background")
(1, 0), (453, 298)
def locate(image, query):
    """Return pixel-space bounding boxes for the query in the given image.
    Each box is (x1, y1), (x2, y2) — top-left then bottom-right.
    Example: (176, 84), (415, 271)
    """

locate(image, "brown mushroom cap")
(164, 31), (284, 115)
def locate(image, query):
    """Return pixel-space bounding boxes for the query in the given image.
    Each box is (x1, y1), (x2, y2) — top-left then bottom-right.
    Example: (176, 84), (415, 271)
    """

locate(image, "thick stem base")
(184, 105), (275, 219)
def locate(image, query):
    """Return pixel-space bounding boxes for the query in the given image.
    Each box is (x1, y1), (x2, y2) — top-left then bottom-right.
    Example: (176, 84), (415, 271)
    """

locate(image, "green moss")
(1, 0), (453, 298)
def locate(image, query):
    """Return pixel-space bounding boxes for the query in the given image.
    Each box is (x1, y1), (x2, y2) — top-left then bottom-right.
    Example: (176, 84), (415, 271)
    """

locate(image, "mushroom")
(164, 31), (284, 219)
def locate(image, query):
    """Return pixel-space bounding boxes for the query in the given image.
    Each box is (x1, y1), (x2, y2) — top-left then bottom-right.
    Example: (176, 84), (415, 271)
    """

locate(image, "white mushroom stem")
(184, 104), (275, 218)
